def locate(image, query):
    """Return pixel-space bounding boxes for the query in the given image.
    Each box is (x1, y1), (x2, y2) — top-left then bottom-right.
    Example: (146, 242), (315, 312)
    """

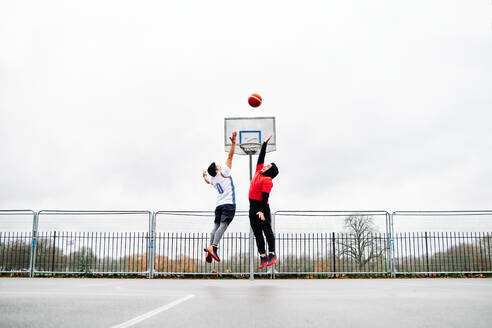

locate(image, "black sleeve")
(257, 141), (267, 165)
(260, 192), (270, 212)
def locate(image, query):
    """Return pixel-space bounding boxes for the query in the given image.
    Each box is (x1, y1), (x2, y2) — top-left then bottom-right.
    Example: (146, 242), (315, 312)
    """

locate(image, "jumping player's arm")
(226, 132), (237, 169)
(256, 176), (273, 221)
(256, 135), (272, 171)
(202, 170), (211, 184)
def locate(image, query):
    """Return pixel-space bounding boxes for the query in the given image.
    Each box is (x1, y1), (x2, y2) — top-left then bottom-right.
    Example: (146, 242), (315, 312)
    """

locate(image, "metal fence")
(274, 232), (390, 275)
(272, 211), (392, 276)
(33, 231), (150, 275)
(0, 231), (32, 273)
(153, 232), (250, 276)
(153, 211), (256, 277)
(391, 211), (492, 275)
(392, 231), (492, 273)
(1, 209), (491, 278)
(33, 210), (152, 277)
(0, 210), (36, 274)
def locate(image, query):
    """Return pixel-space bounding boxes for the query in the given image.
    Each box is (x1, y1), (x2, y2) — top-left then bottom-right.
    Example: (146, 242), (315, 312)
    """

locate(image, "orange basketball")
(248, 93), (262, 108)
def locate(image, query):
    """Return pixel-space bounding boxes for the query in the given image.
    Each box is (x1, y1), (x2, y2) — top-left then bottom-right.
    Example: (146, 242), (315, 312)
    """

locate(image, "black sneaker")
(213, 246), (221, 262)
(259, 255), (268, 269)
(267, 253), (277, 266)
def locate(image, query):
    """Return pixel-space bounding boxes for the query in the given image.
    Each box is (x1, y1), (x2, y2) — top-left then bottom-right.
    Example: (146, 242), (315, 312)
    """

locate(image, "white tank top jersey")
(210, 165), (236, 207)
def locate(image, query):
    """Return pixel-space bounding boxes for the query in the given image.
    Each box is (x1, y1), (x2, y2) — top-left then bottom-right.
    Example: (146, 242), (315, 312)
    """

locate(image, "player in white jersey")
(202, 131), (237, 262)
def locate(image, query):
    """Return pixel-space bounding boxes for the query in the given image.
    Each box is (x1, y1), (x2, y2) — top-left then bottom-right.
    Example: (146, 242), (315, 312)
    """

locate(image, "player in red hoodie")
(248, 136), (279, 269)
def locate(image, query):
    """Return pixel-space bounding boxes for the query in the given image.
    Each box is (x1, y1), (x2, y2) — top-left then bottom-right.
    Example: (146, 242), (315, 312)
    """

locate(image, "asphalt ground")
(0, 278), (491, 328)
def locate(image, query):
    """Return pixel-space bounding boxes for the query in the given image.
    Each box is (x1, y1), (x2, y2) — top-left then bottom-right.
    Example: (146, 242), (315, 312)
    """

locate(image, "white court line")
(110, 294), (195, 328)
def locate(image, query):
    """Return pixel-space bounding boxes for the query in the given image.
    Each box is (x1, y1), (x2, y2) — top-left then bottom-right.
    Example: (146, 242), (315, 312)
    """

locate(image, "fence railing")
(0, 231), (32, 273)
(275, 232), (391, 275)
(0, 210), (36, 274)
(154, 232), (250, 275)
(153, 211), (254, 277)
(392, 210), (492, 274)
(393, 232), (492, 273)
(1, 210), (491, 278)
(32, 231), (150, 275)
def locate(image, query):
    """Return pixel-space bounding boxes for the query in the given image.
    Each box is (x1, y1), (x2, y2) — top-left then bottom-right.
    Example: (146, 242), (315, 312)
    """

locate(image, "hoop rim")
(239, 142), (261, 155)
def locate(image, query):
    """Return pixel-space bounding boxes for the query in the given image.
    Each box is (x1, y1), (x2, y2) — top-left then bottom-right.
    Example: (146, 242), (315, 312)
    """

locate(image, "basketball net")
(239, 143), (261, 155)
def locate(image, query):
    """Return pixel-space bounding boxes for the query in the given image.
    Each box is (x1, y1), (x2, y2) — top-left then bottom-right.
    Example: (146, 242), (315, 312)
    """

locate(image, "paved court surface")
(1, 278), (491, 328)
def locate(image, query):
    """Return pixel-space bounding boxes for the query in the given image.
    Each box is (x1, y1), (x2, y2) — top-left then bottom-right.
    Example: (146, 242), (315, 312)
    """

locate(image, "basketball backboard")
(224, 117), (276, 155)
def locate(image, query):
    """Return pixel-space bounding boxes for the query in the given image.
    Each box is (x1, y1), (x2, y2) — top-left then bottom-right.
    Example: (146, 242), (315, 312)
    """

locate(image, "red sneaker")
(259, 256), (268, 269)
(206, 245), (220, 262)
(267, 253), (277, 266)
(204, 248), (212, 263)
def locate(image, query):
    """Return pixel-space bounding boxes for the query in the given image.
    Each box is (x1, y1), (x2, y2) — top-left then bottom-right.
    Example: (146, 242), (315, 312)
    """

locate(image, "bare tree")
(339, 215), (387, 271)
(70, 247), (96, 273)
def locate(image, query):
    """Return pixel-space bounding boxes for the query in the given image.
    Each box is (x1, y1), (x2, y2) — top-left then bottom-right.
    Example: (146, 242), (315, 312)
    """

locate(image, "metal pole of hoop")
(249, 154), (255, 281)
(238, 142), (261, 281)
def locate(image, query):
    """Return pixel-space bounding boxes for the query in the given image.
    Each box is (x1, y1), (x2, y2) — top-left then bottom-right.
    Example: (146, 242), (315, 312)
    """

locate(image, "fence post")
(385, 213), (390, 276)
(148, 212), (155, 279)
(332, 232), (336, 273)
(388, 212), (396, 277)
(271, 212), (276, 280)
(51, 231), (57, 273)
(29, 212), (39, 277)
(249, 229), (254, 280)
(425, 232), (430, 273)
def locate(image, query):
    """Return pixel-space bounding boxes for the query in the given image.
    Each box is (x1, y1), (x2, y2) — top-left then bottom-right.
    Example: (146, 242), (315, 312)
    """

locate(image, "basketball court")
(1, 278), (491, 328)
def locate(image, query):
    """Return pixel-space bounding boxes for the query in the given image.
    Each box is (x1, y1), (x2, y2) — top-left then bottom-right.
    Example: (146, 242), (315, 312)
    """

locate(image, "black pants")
(214, 204), (236, 224)
(249, 199), (275, 254)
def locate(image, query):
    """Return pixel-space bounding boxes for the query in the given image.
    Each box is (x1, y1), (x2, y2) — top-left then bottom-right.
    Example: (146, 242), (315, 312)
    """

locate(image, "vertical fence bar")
(29, 212), (39, 277)
(51, 231), (56, 273)
(390, 212), (396, 276)
(425, 232), (430, 273)
(272, 212), (276, 279)
(385, 213), (389, 274)
(6, 232), (11, 271)
(148, 212), (155, 278)
(0, 232), (3, 270)
(386, 212), (394, 276)
(331, 232), (336, 273)
(487, 233), (491, 271)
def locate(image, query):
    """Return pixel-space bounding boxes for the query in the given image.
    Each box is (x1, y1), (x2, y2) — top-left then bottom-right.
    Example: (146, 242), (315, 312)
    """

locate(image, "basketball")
(248, 93), (262, 108)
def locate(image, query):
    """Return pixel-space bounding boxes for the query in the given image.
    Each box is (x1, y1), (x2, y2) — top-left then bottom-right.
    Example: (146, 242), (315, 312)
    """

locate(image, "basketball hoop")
(225, 117), (276, 156)
(239, 142), (261, 155)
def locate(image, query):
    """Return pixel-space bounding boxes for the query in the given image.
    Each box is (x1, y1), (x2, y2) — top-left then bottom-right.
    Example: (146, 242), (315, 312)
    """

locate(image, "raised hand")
(229, 131), (237, 144)
(202, 170), (208, 177)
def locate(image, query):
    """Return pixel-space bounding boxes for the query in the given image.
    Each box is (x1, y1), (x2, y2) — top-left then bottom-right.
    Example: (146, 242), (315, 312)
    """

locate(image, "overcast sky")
(1, 0), (492, 227)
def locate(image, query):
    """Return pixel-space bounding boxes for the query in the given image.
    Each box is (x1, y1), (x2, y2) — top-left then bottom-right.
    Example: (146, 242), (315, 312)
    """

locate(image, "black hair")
(262, 163), (279, 179)
(207, 162), (217, 177)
